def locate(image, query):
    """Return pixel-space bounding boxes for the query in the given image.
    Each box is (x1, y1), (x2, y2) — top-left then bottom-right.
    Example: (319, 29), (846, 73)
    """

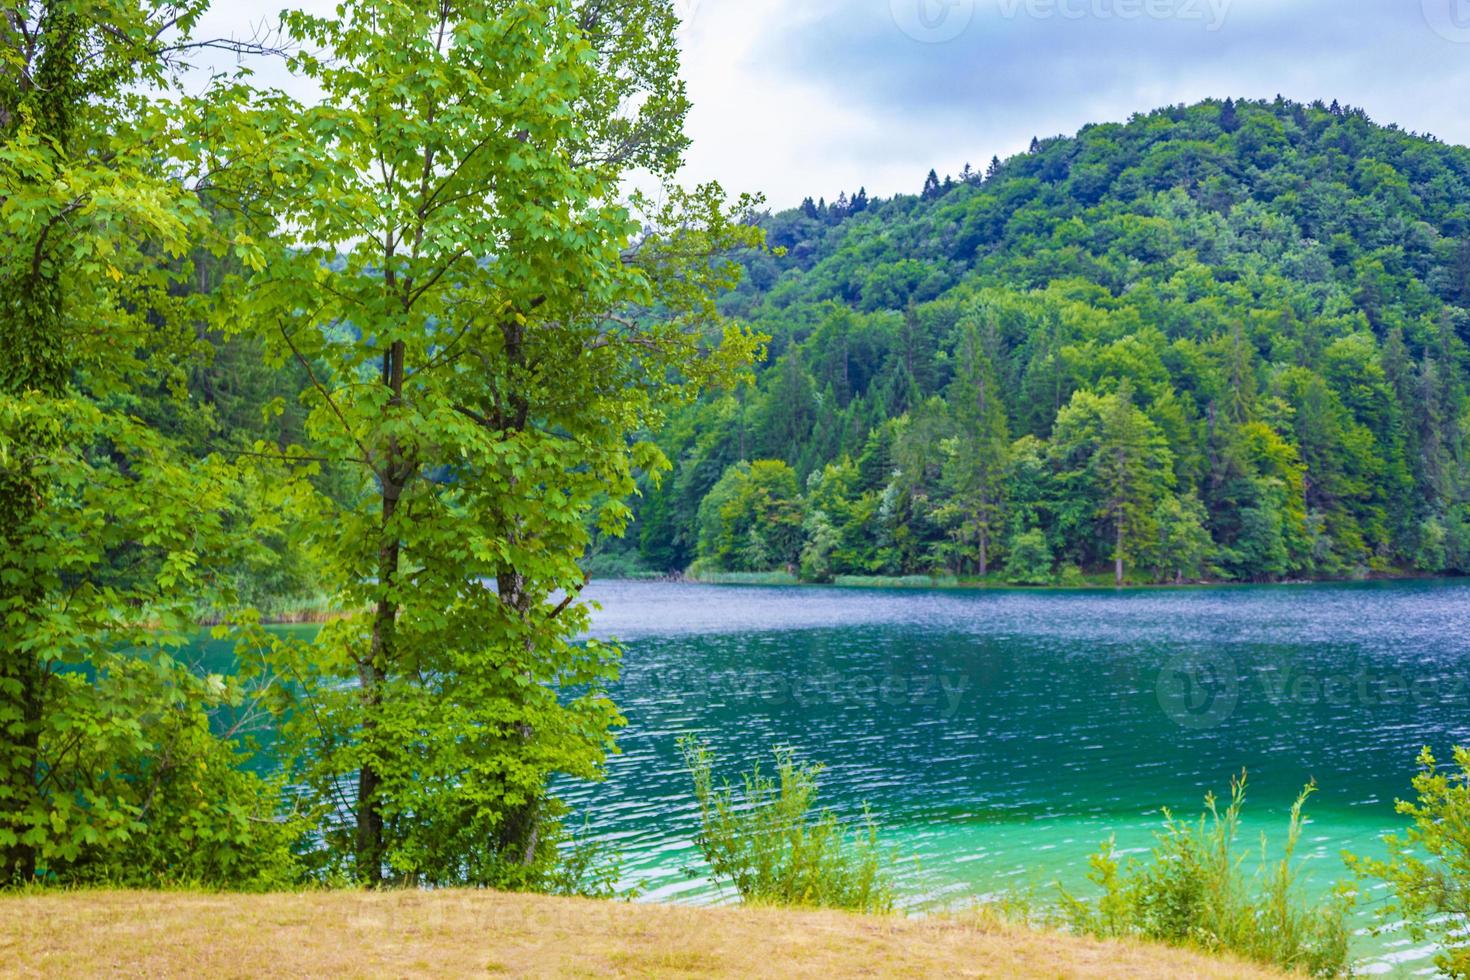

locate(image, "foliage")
(696, 460), (805, 572)
(634, 98), (1470, 587)
(1152, 492), (1215, 583)
(1348, 747), (1470, 978)
(0, 0), (297, 886)
(207, 0), (764, 886)
(680, 738), (895, 914)
(1061, 775), (1351, 978)
(1003, 528), (1055, 585)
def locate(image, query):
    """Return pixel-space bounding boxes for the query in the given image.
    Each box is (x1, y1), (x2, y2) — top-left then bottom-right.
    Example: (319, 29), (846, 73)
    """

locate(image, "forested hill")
(617, 97), (1470, 585)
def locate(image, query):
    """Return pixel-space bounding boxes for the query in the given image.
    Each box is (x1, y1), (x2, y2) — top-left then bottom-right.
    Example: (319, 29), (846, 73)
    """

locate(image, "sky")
(192, 0), (1470, 211)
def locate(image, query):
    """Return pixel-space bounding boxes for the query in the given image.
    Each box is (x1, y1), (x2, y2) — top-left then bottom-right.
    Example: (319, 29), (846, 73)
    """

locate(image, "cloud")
(709, 0), (1470, 206)
(178, 0), (1470, 211)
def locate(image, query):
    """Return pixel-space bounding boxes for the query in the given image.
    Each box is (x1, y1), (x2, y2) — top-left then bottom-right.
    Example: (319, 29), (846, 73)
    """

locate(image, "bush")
(680, 738), (894, 913)
(1060, 774), (1351, 978)
(1003, 529), (1054, 585)
(1349, 747), (1470, 978)
(1055, 564), (1087, 587)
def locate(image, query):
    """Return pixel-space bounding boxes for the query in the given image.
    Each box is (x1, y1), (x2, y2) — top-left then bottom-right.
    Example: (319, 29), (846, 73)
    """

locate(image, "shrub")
(1060, 774), (1351, 978)
(1003, 529), (1054, 585)
(1055, 564), (1087, 587)
(680, 738), (894, 913)
(1349, 747), (1470, 978)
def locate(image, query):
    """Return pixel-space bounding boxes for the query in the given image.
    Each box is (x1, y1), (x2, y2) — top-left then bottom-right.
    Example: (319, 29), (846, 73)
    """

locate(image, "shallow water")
(561, 579), (1470, 976)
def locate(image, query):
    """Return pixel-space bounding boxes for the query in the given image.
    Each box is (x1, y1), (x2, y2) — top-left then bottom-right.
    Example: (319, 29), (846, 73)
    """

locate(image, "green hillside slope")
(623, 97), (1470, 585)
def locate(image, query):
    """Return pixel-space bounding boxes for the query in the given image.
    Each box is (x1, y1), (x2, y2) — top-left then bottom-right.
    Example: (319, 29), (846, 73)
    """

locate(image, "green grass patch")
(686, 570), (802, 586)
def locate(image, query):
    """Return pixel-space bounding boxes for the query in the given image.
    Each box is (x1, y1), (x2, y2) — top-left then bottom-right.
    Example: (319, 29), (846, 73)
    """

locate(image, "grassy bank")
(672, 568), (1457, 591)
(0, 890), (1290, 978)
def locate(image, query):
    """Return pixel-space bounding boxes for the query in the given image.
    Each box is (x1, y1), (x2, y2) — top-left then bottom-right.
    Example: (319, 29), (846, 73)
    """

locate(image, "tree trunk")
(978, 527), (989, 578)
(1115, 522), (1125, 586)
(357, 338), (407, 886)
(492, 317), (543, 869)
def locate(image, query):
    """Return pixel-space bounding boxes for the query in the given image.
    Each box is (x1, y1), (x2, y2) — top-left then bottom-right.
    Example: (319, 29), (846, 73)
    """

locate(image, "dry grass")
(0, 889), (1291, 979)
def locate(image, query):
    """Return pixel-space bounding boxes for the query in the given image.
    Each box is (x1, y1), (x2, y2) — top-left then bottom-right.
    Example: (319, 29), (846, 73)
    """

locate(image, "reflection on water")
(563, 579), (1470, 976)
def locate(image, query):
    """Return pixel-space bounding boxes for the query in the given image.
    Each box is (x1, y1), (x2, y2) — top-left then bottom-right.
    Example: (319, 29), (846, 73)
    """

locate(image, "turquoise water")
(561, 579), (1470, 976)
(186, 581), (1470, 973)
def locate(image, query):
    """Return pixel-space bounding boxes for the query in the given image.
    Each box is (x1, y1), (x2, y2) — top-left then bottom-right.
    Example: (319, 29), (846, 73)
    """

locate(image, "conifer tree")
(942, 321), (1010, 575)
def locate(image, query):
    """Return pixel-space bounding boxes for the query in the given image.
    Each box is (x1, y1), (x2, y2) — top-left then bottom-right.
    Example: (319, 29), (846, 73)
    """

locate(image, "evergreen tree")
(1096, 383), (1174, 584)
(921, 169), (941, 200)
(941, 321), (1010, 575)
(1220, 97), (1239, 133)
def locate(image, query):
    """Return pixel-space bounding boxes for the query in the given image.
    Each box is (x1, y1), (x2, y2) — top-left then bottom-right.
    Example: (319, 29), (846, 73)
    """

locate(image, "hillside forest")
(617, 97), (1470, 586)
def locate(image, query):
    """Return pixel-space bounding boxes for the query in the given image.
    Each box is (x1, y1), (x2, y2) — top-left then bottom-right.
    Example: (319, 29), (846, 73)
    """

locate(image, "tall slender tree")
(1096, 382), (1175, 585)
(942, 320), (1009, 575)
(220, 0), (763, 885)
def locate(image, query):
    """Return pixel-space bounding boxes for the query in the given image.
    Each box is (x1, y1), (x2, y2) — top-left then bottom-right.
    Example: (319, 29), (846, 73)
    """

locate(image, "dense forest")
(609, 97), (1470, 586)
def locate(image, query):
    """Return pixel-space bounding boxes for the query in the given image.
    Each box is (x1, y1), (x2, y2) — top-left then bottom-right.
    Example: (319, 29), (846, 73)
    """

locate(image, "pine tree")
(1095, 382), (1175, 585)
(1220, 97), (1239, 133)
(921, 169), (941, 200)
(942, 321), (1010, 575)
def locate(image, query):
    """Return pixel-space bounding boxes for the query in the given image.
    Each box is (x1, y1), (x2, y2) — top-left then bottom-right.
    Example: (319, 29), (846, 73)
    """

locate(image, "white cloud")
(180, 0), (1470, 212)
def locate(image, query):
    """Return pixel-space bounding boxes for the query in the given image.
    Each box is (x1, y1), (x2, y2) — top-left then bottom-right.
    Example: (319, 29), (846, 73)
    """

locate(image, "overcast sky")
(192, 0), (1470, 211)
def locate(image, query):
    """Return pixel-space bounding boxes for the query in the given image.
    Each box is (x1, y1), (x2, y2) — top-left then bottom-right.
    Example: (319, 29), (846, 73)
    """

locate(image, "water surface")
(566, 579), (1470, 975)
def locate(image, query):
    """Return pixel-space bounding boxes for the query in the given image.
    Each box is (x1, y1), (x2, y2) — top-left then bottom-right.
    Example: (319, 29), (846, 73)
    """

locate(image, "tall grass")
(680, 738), (894, 914)
(684, 570), (802, 586)
(1060, 774), (1351, 977)
(832, 575), (958, 588)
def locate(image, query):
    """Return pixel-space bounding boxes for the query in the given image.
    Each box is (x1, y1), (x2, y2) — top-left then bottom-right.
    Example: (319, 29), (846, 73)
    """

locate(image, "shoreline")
(652, 569), (1464, 592)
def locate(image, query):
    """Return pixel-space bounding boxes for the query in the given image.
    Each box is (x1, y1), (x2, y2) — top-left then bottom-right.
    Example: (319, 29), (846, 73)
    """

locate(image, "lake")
(189, 580), (1470, 974)
(560, 579), (1470, 976)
